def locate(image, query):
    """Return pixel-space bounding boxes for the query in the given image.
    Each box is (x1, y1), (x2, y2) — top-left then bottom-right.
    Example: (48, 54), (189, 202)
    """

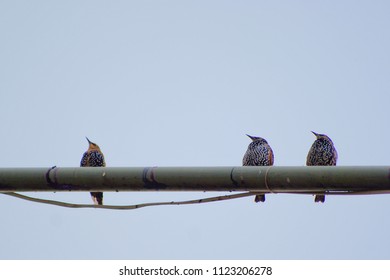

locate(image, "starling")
(306, 131), (338, 203)
(243, 134), (274, 202)
(80, 137), (106, 205)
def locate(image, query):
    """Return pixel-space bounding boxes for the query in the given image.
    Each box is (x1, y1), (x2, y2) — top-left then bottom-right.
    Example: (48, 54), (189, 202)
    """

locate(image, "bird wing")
(88, 150), (106, 167)
(80, 151), (106, 167)
(80, 151), (89, 167)
(268, 145), (274, 166)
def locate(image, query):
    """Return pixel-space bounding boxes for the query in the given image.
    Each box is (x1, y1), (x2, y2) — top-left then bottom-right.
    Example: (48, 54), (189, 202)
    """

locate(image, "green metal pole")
(0, 166), (389, 194)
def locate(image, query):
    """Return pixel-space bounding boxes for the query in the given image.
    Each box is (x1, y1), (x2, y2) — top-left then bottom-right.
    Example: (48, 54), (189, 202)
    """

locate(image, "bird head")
(311, 131), (333, 142)
(86, 137), (101, 151)
(246, 134), (268, 143)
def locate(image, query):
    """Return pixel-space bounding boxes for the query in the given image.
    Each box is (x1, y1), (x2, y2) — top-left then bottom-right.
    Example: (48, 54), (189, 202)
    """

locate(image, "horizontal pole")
(0, 166), (389, 194)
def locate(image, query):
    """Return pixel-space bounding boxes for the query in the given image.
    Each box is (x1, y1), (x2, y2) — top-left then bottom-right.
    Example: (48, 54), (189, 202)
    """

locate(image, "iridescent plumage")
(80, 137), (105, 205)
(306, 131), (338, 203)
(243, 134), (274, 202)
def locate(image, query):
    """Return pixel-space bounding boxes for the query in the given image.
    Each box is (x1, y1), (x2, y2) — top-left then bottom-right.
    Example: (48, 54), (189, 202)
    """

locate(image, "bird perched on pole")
(80, 137), (106, 205)
(306, 131), (338, 203)
(243, 134), (274, 202)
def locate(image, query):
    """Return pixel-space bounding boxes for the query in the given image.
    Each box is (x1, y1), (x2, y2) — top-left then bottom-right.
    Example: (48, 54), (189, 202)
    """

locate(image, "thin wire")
(3, 189), (386, 210)
(1, 192), (257, 210)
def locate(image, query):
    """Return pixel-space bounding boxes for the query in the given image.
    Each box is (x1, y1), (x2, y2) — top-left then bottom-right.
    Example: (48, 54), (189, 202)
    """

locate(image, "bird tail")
(90, 192), (103, 205)
(254, 194), (266, 203)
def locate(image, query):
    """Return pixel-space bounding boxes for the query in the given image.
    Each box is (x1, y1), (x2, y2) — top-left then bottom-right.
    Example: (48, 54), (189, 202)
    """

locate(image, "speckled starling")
(306, 131), (338, 203)
(243, 134), (274, 202)
(80, 137), (106, 205)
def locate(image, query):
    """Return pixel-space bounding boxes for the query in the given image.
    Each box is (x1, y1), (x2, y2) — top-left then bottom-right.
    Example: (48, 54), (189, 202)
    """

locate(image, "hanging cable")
(1, 191), (261, 210)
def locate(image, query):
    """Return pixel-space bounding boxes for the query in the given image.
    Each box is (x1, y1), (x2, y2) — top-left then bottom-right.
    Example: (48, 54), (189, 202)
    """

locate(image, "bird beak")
(86, 137), (92, 144)
(311, 131), (319, 137)
(246, 134), (255, 140)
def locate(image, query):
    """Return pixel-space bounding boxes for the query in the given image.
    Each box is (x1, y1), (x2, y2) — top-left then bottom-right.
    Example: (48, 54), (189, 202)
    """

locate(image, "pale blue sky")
(1, 0), (390, 259)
